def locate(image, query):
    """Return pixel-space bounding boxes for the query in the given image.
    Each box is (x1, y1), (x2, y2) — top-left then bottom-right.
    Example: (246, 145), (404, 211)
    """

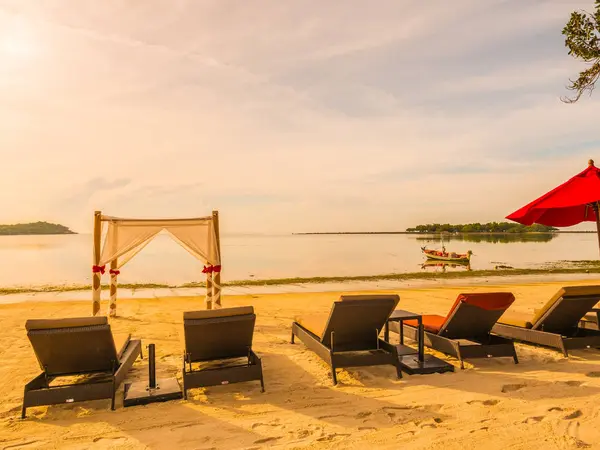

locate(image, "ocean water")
(0, 232), (597, 288)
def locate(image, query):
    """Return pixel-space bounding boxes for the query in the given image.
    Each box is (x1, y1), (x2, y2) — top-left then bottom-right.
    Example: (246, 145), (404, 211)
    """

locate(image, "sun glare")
(1, 36), (36, 58)
(1, 20), (37, 59)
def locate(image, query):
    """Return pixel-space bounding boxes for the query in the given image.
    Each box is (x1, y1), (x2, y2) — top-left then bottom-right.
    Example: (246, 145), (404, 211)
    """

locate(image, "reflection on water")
(420, 260), (472, 273)
(415, 233), (556, 244)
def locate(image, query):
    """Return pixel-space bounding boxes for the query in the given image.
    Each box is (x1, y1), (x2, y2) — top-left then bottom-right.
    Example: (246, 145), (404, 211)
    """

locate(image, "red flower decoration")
(92, 265), (106, 274)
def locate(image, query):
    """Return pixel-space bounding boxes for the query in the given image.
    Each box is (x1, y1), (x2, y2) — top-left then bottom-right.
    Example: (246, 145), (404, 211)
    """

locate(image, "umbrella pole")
(594, 203), (600, 256)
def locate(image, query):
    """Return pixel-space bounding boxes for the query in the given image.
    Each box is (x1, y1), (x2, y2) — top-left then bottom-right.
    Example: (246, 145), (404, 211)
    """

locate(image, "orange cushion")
(447, 293), (515, 317)
(405, 315), (446, 334)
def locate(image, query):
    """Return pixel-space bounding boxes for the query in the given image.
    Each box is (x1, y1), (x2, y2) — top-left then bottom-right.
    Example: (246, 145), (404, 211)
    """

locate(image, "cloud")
(0, 0), (598, 233)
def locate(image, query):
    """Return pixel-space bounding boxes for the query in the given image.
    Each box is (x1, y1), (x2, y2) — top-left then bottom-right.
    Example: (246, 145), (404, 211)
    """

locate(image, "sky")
(1, 0), (599, 234)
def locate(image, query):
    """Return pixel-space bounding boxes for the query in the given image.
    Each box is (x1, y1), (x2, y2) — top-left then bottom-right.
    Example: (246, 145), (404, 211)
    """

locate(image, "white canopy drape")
(98, 216), (220, 269)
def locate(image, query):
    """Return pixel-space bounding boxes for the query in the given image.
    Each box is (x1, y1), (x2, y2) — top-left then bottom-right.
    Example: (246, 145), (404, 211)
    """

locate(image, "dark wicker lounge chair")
(580, 308), (600, 330)
(291, 294), (402, 385)
(22, 317), (142, 419)
(389, 292), (518, 369)
(492, 286), (600, 356)
(182, 306), (264, 399)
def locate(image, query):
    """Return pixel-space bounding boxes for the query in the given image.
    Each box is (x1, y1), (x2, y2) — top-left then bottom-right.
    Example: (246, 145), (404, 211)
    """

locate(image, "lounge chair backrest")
(320, 295), (399, 350)
(532, 286), (600, 333)
(438, 293), (515, 339)
(183, 306), (256, 362)
(25, 316), (119, 376)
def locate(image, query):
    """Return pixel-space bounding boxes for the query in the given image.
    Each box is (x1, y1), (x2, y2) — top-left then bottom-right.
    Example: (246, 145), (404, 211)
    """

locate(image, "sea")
(0, 232), (598, 289)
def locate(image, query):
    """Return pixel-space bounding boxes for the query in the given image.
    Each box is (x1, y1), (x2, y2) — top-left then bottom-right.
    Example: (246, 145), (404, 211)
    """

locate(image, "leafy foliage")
(0, 221), (75, 235)
(406, 222), (558, 233)
(561, 0), (600, 103)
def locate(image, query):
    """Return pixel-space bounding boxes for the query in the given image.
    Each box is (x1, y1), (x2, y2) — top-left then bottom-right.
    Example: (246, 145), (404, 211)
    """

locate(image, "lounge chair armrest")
(114, 333), (132, 359)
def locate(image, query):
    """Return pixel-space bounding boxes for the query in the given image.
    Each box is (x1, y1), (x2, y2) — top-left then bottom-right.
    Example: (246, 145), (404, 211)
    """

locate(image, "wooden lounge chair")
(22, 317), (142, 418)
(492, 286), (600, 356)
(182, 306), (264, 399)
(389, 292), (518, 369)
(291, 294), (402, 385)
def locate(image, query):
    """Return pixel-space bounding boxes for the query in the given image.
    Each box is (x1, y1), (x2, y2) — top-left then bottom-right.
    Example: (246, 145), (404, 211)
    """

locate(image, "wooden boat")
(421, 246), (473, 262)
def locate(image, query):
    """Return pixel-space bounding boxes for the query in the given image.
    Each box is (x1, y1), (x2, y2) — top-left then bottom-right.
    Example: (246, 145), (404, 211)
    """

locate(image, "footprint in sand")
(355, 411), (372, 419)
(564, 410), (583, 420)
(565, 421), (591, 448)
(467, 399), (500, 406)
(3, 441), (47, 449)
(501, 383), (526, 393)
(253, 437), (282, 444)
(558, 380), (583, 387)
(316, 433), (351, 442)
(548, 407), (564, 412)
(523, 416), (545, 424)
(585, 371), (600, 378)
(92, 437), (129, 445)
(251, 421), (282, 430)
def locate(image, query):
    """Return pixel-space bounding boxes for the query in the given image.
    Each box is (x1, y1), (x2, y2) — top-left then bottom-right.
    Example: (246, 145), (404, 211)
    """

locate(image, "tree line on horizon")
(406, 222), (558, 234)
(0, 221), (75, 235)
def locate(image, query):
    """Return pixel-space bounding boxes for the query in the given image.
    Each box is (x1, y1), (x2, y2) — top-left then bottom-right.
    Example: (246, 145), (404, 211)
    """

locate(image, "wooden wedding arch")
(91, 210), (222, 317)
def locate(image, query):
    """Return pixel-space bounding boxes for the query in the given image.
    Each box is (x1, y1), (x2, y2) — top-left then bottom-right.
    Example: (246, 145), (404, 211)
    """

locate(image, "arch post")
(212, 210), (222, 308)
(109, 259), (119, 317)
(92, 211), (102, 316)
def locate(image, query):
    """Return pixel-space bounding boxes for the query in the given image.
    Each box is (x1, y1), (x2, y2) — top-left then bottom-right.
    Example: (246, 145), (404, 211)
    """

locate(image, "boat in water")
(420, 233), (473, 263)
(421, 247), (473, 262)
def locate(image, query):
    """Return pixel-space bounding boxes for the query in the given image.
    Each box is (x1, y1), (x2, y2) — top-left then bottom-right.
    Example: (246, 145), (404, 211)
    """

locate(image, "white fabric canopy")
(98, 216), (220, 269)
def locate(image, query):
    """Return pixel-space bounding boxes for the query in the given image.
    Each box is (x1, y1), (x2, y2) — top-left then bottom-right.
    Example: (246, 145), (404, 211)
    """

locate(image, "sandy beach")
(2, 279), (600, 449)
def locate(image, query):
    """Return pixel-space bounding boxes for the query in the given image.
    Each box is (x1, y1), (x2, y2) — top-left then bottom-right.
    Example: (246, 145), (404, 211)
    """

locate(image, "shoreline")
(3, 271), (600, 304)
(2, 265), (600, 297)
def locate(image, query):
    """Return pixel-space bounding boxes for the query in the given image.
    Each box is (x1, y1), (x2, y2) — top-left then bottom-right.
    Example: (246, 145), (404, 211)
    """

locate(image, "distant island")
(0, 221), (76, 235)
(406, 222), (558, 234)
(294, 222), (567, 235)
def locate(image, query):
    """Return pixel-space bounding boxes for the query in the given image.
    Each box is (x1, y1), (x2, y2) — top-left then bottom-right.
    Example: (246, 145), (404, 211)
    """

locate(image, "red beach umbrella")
(506, 159), (600, 254)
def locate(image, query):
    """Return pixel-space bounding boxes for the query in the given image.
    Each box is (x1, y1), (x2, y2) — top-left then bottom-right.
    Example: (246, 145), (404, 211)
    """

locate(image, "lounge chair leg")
(512, 349), (519, 365)
(182, 352), (188, 400)
(331, 367), (338, 386)
(559, 341), (569, 358)
(21, 404), (26, 419)
(396, 364), (403, 379)
(260, 373), (265, 393)
(111, 391), (116, 411)
(290, 331), (295, 344)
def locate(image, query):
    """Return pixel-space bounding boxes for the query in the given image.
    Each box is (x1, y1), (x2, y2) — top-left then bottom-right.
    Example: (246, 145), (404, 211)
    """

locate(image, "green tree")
(561, 0), (600, 103)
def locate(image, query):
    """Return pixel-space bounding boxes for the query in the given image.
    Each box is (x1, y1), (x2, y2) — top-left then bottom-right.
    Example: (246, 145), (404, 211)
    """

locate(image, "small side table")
(385, 309), (424, 363)
(385, 310), (454, 375)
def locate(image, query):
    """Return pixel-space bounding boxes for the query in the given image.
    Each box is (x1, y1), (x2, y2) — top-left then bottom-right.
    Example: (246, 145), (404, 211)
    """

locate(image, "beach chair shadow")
(291, 294), (402, 385)
(21, 316), (142, 419)
(492, 286), (600, 356)
(389, 292), (518, 369)
(191, 350), (452, 433)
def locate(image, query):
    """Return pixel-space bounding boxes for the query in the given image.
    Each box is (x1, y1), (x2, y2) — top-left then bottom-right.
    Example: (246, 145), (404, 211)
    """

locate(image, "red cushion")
(405, 315), (446, 334)
(403, 293), (515, 335)
(447, 293), (515, 318)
